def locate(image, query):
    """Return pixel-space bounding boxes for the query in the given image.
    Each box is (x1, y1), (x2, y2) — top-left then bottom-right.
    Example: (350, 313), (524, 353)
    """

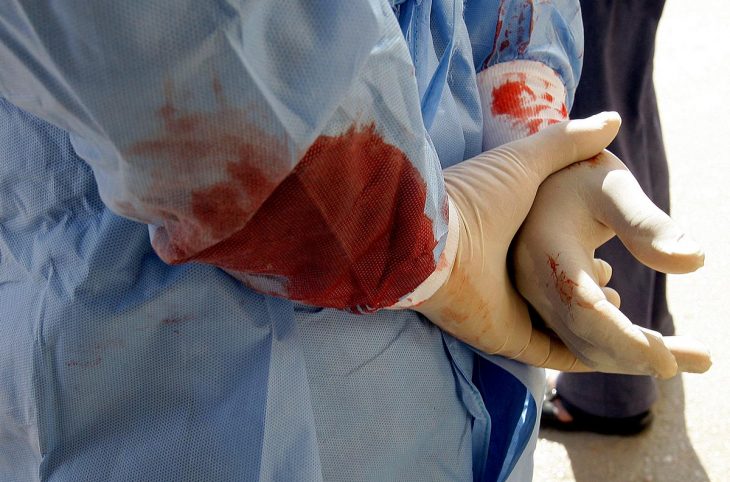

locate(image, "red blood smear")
(547, 254), (578, 306)
(491, 79), (546, 134)
(483, 1), (506, 68)
(190, 123), (437, 310)
(559, 103), (568, 118)
(128, 83), (284, 258)
(485, 1), (532, 65)
(128, 85), (436, 310)
(548, 254), (559, 272)
(567, 153), (602, 170)
(491, 79), (567, 134)
(516, 1), (532, 54)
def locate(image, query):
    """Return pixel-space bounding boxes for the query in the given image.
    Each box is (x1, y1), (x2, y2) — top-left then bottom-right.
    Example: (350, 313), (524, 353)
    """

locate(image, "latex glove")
(513, 149), (711, 377)
(414, 113), (622, 370)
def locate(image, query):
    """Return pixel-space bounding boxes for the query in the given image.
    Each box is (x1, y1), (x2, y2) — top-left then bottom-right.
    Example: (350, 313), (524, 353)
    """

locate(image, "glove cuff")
(389, 197), (460, 309)
(477, 60), (568, 150)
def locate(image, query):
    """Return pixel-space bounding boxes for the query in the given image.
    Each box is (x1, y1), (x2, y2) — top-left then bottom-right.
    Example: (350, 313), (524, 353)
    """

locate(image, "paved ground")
(533, 2), (730, 481)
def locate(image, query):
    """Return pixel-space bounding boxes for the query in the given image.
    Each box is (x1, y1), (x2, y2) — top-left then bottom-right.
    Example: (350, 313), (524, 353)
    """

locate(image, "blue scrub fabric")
(0, 1), (582, 480)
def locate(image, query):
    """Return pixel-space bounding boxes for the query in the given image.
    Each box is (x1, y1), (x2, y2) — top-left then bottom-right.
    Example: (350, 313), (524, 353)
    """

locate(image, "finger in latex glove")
(513, 149), (711, 378)
(414, 113), (621, 371)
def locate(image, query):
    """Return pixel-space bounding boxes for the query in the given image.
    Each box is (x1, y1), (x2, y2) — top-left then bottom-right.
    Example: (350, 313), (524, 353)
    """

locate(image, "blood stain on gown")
(127, 79), (437, 310)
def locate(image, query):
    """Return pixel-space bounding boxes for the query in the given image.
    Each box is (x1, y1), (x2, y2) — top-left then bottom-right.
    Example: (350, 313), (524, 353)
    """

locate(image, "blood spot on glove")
(582, 154), (602, 166)
(567, 154), (602, 170)
(547, 254), (578, 306)
(128, 81), (437, 311)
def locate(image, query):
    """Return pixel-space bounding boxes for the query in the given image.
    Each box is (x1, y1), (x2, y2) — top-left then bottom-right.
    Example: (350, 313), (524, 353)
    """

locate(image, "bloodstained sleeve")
(466, 0), (583, 148)
(0, 0), (447, 311)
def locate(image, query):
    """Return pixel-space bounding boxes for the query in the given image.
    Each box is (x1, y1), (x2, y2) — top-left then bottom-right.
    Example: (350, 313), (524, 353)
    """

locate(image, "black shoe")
(541, 389), (653, 436)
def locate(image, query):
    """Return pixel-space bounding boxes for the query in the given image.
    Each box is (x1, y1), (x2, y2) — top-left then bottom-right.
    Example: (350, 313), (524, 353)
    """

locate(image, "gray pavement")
(533, 1), (730, 480)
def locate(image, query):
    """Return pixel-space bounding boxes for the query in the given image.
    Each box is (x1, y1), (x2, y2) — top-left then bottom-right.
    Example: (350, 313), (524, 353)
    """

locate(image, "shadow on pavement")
(539, 375), (709, 481)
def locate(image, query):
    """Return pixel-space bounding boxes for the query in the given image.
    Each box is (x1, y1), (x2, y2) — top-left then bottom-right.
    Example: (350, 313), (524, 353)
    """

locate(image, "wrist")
(389, 197), (460, 309)
(477, 60), (569, 149)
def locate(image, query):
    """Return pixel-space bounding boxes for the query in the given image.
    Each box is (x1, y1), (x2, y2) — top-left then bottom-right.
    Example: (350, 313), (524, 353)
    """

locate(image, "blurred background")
(533, 1), (730, 480)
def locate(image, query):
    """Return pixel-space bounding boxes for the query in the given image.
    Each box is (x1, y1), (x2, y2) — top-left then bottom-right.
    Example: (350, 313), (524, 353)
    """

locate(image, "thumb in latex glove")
(513, 149), (711, 378)
(413, 113), (621, 370)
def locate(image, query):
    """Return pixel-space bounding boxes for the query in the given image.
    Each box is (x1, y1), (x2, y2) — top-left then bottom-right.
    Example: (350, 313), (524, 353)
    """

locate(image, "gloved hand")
(414, 113), (623, 370)
(512, 149), (711, 377)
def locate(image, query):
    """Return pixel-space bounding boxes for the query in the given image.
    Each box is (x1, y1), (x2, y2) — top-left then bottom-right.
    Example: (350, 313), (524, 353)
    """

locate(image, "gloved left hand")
(512, 150), (711, 378)
(413, 113), (623, 371)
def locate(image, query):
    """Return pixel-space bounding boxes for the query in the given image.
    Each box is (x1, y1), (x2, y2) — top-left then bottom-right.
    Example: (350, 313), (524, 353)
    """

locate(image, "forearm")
(471, 0), (583, 148)
(0, 0), (449, 312)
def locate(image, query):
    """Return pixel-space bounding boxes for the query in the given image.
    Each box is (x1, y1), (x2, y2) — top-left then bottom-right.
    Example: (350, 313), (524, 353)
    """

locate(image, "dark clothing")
(557, 0), (672, 418)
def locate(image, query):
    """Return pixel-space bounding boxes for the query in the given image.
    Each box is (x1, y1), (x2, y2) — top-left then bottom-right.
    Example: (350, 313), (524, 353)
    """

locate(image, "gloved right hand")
(512, 149), (710, 377)
(414, 113), (623, 371)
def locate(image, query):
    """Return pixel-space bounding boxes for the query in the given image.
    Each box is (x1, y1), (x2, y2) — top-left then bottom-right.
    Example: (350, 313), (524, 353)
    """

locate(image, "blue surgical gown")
(0, 1), (582, 480)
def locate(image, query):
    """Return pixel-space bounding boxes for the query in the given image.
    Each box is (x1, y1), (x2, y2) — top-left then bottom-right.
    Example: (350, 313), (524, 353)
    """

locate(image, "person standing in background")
(543, 0), (676, 435)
